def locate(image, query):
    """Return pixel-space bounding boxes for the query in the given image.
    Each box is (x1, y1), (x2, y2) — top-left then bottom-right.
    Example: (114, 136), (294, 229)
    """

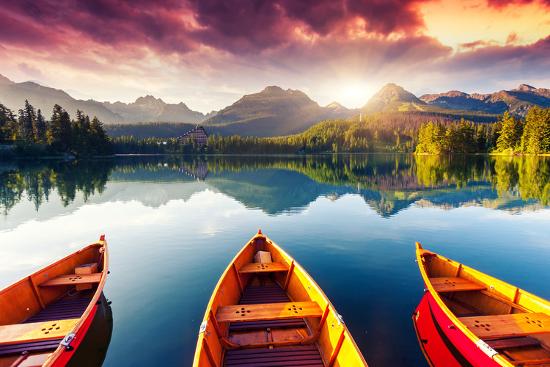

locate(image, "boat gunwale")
(414, 241), (550, 367)
(193, 232), (368, 367)
(42, 236), (109, 366)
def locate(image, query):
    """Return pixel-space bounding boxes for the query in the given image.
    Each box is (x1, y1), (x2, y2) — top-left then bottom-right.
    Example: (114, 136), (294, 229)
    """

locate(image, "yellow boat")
(416, 242), (550, 367)
(193, 230), (368, 367)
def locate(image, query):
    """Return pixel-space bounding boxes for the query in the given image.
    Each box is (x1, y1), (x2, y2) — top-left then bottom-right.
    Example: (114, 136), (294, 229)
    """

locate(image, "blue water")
(0, 154), (549, 366)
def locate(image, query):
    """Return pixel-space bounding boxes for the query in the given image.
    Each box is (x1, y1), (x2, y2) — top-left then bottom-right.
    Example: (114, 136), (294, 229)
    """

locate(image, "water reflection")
(1, 154), (548, 217)
(68, 293), (113, 367)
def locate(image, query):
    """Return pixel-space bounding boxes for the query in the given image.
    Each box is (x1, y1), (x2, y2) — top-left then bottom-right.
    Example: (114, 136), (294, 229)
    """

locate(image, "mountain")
(0, 74), (122, 122)
(0, 74), (204, 124)
(420, 84), (550, 116)
(362, 83), (429, 113)
(102, 95), (204, 123)
(203, 86), (355, 136)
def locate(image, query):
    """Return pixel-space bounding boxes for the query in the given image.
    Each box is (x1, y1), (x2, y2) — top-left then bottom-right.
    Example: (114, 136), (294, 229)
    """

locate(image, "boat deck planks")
(238, 262), (288, 274)
(39, 273), (102, 287)
(217, 301), (322, 323)
(223, 345), (325, 367)
(459, 313), (550, 339)
(0, 318), (79, 345)
(430, 277), (487, 293)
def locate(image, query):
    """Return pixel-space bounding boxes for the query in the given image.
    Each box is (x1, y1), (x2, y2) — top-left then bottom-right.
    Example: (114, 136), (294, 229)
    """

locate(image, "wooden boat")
(193, 230), (368, 367)
(415, 242), (550, 367)
(0, 236), (109, 367)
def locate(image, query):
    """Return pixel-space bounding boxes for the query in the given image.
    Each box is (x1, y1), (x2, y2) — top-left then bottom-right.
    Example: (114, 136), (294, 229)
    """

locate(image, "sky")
(0, 0), (549, 112)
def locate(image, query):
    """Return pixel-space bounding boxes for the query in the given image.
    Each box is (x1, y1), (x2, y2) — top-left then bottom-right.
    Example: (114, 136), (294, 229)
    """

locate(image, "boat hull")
(413, 292), (501, 367)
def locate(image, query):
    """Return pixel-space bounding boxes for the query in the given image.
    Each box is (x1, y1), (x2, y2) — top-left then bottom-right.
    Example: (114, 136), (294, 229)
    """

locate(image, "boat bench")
(0, 318), (79, 345)
(217, 301), (322, 323)
(238, 262), (288, 274)
(430, 277), (486, 293)
(39, 273), (101, 287)
(459, 313), (550, 339)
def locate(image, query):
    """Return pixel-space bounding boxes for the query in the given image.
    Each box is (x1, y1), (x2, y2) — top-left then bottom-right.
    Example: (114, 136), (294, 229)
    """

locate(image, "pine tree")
(521, 107), (550, 154)
(18, 100), (36, 143)
(496, 112), (522, 152)
(0, 104), (17, 142)
(48, 104), (72, 152)
(35, 109), (47, 144)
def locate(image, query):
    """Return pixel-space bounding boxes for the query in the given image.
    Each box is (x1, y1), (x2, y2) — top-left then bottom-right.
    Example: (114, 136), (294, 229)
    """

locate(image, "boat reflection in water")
(67, 293), (113, 367)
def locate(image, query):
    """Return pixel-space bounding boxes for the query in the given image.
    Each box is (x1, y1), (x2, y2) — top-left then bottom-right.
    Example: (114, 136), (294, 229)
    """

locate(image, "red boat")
(415, 242), (550, 367)
(0, 236), (109, 367)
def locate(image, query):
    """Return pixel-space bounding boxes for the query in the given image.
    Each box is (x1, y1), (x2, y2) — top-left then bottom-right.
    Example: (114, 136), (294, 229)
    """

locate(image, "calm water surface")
(1, 154), (549, 367)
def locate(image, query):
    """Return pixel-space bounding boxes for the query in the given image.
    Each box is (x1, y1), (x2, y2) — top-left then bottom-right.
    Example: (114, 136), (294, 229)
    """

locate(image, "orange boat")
(0, 236), (109, 367)
(415, 242), (550, 367)
(193, 230), (368, 367)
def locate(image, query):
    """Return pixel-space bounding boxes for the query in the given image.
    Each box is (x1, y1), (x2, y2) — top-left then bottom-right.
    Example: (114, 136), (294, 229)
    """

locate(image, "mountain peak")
(262, 85), (284, 94)
(516, 84), (536, 92)
(0, 74), (14, 85)
(135, 95), (165, 104)
(363, 83), (424, 112)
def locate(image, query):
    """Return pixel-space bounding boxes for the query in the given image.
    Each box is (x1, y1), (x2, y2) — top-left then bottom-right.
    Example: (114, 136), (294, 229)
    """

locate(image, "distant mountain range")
(362, 83), (550, 116)
(419, 84), (550, 116)
(0, 74), (205, 124)
(1, 73), (548, 137)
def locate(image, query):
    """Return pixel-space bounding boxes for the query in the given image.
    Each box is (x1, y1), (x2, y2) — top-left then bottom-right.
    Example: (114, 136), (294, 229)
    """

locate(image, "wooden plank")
(216, 301), (322, 323)
(239, 262), (288, 274)
(459, 313), (550, 339)
(486, 336), (541, 350)
(39, 273), (101, 287)
(0, 318), (79, 345)
(430, 277), (486, 293)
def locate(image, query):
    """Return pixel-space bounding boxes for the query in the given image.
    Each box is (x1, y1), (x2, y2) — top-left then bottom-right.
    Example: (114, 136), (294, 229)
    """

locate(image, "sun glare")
(337, 82), (375, 108)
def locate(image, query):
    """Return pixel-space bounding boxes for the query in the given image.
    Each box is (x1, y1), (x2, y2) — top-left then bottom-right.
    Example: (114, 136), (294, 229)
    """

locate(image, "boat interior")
(0, 243), (105, 367)
(196, 234), (366, 367)
(421, 250), (550, 367)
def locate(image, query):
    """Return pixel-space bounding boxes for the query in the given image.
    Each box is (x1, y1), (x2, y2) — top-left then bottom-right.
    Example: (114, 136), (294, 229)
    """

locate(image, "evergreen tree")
(48, 104), (72, 152)
(35, 109), (47, 144)
(18, 100), (36, 143)
(496, 112), (522, 152)
(521, 107), (550, 154)
(0, 104), (17, 142)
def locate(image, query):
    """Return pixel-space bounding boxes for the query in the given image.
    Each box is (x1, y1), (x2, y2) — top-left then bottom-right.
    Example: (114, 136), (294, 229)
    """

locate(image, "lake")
(1, 154), (549, 367)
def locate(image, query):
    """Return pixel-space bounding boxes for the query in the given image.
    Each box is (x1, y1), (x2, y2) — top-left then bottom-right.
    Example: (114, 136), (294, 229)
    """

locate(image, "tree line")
(0, 100), (111, 156)
(416, 107), (550, 155)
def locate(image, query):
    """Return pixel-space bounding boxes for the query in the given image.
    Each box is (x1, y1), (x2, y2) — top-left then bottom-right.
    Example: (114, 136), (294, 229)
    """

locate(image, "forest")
(0, 100), (111, 157)
(415, 107), (550, 154)
(111, 108), (549, 155)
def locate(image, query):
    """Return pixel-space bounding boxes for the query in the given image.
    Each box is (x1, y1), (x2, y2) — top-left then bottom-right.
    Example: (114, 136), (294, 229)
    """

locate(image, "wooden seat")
(216, 302), (322, 323)
(39, 273), (101, 287)
(430, 277), (486, 293)
(239, 262), (288, 274)
(0, 319), (79, 345)
(459, 313), (550, 339)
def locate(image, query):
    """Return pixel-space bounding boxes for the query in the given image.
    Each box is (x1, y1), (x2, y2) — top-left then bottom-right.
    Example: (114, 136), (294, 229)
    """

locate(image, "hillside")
(203, 86), (355, 136)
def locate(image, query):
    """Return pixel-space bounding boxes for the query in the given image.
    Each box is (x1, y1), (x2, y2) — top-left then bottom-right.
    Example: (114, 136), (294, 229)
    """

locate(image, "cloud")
(17, 63), (44, 79)
(486, 0), (550, 8)
(0, 0), (432, 56)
